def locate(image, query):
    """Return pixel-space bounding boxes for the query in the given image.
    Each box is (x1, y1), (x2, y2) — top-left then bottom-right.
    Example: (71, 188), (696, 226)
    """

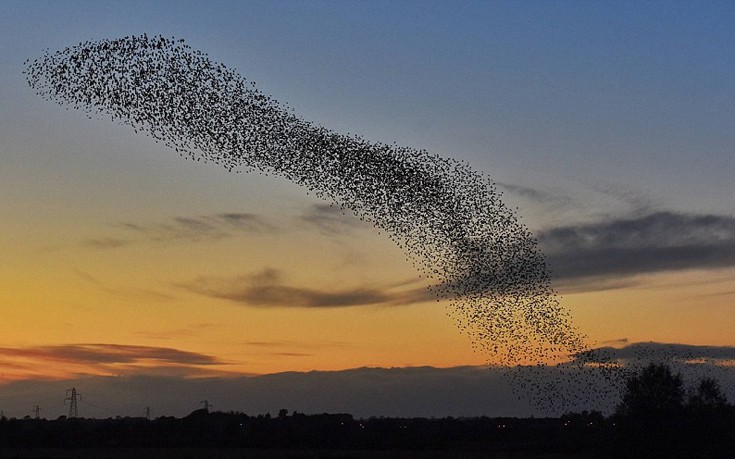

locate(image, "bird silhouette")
(28, 35), (685, 413)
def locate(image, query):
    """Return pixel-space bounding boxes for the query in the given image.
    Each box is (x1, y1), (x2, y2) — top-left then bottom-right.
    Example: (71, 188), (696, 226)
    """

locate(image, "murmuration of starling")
(25, 35), (626, 411)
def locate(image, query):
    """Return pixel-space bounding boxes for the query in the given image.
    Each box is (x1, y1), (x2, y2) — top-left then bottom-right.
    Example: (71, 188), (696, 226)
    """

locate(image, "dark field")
(0, 447), (602, 459)
(0, 407), (733, 459)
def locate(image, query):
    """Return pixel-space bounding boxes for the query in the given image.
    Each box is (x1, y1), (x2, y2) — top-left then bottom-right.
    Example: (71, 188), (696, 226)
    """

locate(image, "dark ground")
(0, 448), (604, 459)
(0, 408), (732, 458)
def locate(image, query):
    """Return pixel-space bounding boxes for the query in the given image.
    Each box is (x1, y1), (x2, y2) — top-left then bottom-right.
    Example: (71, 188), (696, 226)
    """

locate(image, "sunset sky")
(1, 1), (734, 418)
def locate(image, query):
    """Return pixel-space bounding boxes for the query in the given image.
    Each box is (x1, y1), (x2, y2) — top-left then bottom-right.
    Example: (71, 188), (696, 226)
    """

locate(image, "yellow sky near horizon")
(3, 170), (735, 383)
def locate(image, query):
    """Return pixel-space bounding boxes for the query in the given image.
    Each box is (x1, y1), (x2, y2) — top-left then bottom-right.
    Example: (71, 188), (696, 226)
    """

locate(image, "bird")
(24, 34), (662, 413)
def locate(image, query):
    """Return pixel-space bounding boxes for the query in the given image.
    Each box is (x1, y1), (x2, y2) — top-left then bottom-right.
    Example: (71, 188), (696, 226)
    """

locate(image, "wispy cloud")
(539, 211), (735, 291)
(0, 343), (231, 382)
(586, 183), (655, 216)
(82, 212), (273, 249)
(218, 212), (273, 231)
(698, 289), (735, 298)
(241, 340), (351, 349)
(121, 212), (273, 242)
(238, 340), (352, 358)
(573, 342), (735, 370)
(598, 338), (629, 347)
(298, 204), (368, 236)
(496, 182), (573, 209)
(0, 344), (222, 366)
(74, 270), (178, 303)
(183, 268), (434, 308)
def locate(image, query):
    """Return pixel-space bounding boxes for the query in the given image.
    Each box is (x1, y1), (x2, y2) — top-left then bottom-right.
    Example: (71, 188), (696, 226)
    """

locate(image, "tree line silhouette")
(0, 363), (732, 457)
(611, 363), (732, 457)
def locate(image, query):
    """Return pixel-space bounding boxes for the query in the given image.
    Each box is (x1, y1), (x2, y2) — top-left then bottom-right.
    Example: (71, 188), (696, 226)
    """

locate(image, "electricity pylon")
(200, 400), (212, 413)
(65, 388), (81, 418)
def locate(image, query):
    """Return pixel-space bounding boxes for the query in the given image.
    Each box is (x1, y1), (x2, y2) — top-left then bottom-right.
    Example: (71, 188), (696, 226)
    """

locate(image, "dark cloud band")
(185, 269), (434, 308)
(0, 343), (222, 366)
(541, 211), (735, 288)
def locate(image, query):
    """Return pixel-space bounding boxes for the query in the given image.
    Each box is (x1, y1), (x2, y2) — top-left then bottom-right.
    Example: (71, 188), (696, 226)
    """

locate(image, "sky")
(1, 0), (735, 418)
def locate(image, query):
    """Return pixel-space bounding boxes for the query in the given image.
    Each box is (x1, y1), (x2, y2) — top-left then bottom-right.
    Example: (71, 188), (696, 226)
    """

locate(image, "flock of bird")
(25, 35), (699, 412)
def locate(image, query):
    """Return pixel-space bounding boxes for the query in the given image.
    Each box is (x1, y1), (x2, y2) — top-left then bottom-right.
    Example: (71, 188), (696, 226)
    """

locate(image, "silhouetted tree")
(612, 363), (735, 458)
(683, 377), (733, 457)
(686, 377), (728, 410)
(615, 363), (684, 419)
(613, 363), (686, 458)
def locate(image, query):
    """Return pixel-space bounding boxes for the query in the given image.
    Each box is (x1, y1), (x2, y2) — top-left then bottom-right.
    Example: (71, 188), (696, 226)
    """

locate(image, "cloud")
(697, 289), (735, 298)
(218, 212), (273, 231)
(538, 211), (735, 291)
(587, 183), (654, 216)
(82, 212), (273, 249)
(298, 204), (369, 236)
(241, 340), (351, 349)
(74, 270), (178, 303)
(0, 344), (230, 382)
(0, 344), (223, 366)
(237, 340), (352, 359)
(114, 218), (225, 243)
(84, 206), (367, 250)
(123, 212), (273, 242)
(598, 338), (629, 346)
(496, 182), (572, 208)
(575, 342), (735, 365)
(184, 268), (435, 308)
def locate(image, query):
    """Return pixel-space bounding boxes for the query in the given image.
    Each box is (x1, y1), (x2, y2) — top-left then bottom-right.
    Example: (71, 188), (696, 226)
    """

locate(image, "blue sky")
(4, 0), (735, 218)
